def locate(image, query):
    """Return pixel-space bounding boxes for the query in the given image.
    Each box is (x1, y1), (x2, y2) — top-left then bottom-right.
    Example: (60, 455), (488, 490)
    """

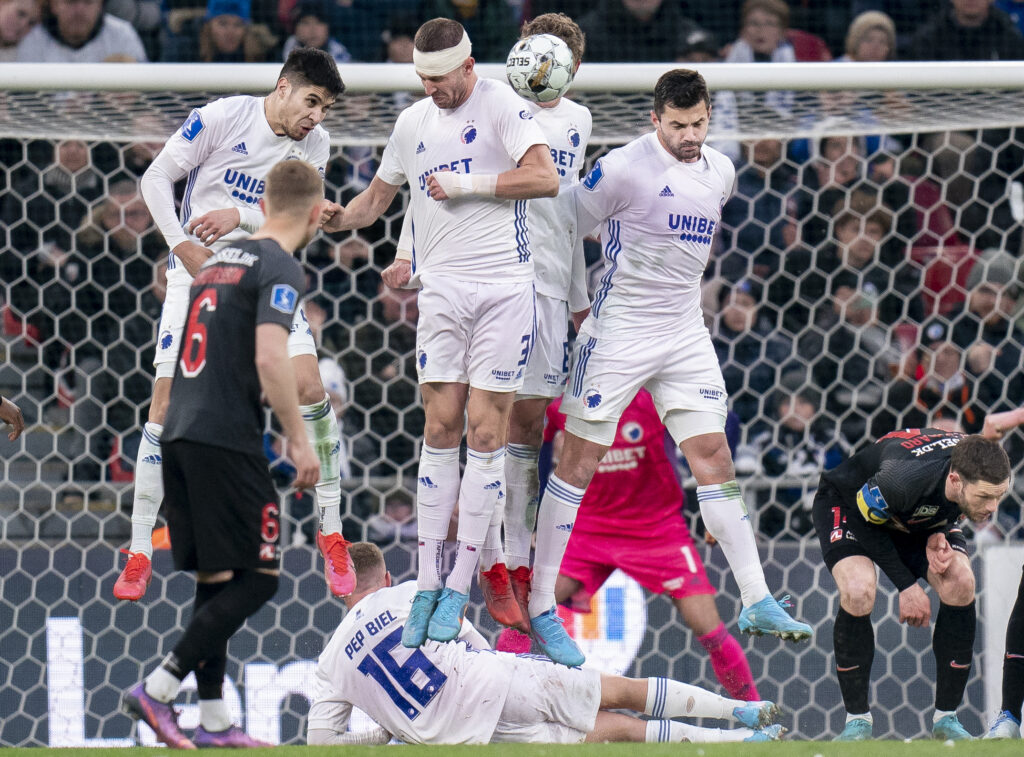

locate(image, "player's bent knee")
(937, 557), (975, 605)
(837, 575), (877, 615)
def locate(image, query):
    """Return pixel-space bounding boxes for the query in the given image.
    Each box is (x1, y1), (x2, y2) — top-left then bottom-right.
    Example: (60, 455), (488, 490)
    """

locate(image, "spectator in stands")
(367, 492), (417, 545)
(383, 13), (415, 63)
(996, 0), (1024, 35)
(748, 386), (849, 538)
(579, 0), (705, 62)
(282, 0), (351, 63)
(675, 27), (720, 63)
(838, 9), (896, 61)
(420, 0), (519, 62)
(161, 0), (277, 62)
(16, 0), (147, 61)
(824, 206), (924, 326)
(724, 0), (795, 65)
(948, 250), (1024, 400)
(718, 138), (795, 280)
(850, 0), (937, 53)
(711, 279), (794, 426)
(786, 134), (867, 251)
(906, 0), (1024, 60)
(0, 0), (40, 61)
(803, 283), (902, 441)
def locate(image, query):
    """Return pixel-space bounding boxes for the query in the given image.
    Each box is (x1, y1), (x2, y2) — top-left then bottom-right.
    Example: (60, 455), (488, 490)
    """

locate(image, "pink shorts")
(559, 518), (714, 612)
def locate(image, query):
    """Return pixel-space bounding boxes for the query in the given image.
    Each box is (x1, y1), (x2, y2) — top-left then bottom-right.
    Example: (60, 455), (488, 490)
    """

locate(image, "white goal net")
(1, 61), (1022, 746)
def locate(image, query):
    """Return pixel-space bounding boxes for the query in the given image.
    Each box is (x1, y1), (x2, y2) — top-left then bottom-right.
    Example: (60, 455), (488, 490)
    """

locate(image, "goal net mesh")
(1, 72), (1022, 746)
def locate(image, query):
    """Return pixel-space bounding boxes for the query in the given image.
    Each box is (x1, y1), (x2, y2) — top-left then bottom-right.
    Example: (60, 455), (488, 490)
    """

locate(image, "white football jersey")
(528, 97), (592, 310)
(308, 582), (515, 745)
(572, 133), (736, 340)
(376, 77), (548, 285)
(158, 95), (330, 271)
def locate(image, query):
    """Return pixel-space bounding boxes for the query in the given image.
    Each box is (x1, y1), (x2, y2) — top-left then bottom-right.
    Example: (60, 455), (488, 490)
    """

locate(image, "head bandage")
(413, 31), (472, 76)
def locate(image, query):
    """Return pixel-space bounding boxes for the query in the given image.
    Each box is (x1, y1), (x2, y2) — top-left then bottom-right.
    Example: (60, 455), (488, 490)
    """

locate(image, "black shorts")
(812, 480), (967, 579)
(162, 439), (281, 572)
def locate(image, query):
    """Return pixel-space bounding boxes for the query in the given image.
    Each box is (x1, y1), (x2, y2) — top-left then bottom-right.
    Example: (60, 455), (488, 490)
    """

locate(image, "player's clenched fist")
(381, 259), (412, 289)
(319, 200), (346, 232)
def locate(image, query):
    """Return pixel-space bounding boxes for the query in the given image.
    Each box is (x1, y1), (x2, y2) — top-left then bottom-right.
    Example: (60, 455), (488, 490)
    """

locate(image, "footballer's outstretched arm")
(320, 176), (401, 233)
(426, 142), (558, 201)
(307, 725), (392, 746)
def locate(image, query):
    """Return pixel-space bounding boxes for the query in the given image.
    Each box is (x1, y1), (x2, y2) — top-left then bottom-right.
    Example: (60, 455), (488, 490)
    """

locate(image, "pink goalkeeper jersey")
(545, 390), (686, 536)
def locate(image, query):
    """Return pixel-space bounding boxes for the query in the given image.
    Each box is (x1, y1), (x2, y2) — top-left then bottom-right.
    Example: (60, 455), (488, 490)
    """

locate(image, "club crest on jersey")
(270, 284), (297, 314)
(567, 127), (580, 148)
(461, 123), (477, 144)
(584, 388), (602, 409)
(180, 110), (204, 142)
(518, 109), (533, 120)
(582, 161), (604, 190)
(621, 421), (643, 443)
(417, 350), (427, 370)
(159, 331), (174, 350)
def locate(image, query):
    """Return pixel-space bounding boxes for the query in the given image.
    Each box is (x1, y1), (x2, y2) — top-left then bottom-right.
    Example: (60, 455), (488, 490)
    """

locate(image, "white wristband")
(432, 171), (498, 199)
(395, 248), (412, 262)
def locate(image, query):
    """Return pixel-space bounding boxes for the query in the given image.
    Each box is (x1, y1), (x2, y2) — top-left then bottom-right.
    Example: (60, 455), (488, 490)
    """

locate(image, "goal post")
(0, 61), (1022, 746)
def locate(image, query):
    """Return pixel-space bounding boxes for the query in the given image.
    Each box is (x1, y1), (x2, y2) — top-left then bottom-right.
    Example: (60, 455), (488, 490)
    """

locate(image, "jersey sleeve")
(159, 99), (228, 173)
(256, 253), (305, 330)
(855, 456), (946, 526)
(572, 151), (630, 238)
(376, 115), (408, 187)
(307, 664), (354, 735)
(495, 89), (549, 163)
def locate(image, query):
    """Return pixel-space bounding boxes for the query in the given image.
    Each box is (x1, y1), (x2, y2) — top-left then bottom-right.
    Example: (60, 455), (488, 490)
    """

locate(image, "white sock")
(645, 720), (755, 743)
(528, 474), (584, 618)
(933, 710), (955, 725)
(143, 665), (181, 703)
(644, 677), (740, 720)
(199, 699), (231, 732)
(479, 505), (504, 571)
(504, 443), (540, 570)
(301, 396), (344, 535)
(446, 448), (506, 594)
(697, 481), (770, 606)
(850, 711), (873, 723)
(129, 422), (163, 557)
(415, 443), (461, 591)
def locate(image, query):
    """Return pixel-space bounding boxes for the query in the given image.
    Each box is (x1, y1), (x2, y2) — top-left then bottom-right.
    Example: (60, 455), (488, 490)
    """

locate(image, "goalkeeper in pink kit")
(503, 389), (758, 700)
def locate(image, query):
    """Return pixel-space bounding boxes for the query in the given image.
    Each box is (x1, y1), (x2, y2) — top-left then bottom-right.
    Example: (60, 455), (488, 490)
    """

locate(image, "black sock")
(193, 580), (230, 701)
(1002, 572), (1024, 719)
(169, 571), (279, 679)
(834, 607), (874, 715)
(933, 601), (976, 712)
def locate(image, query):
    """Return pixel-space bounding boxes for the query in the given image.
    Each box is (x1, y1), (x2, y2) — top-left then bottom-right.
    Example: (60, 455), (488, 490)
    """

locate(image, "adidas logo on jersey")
(555, 523), (573, 533)
(232, 142), (248, 155)
(416, 141), (426, 154)
(659, 185), (674, 197)
(418, 476), (438, 489)
(484, 480), (502, 490)
(141, 454), (162, 465)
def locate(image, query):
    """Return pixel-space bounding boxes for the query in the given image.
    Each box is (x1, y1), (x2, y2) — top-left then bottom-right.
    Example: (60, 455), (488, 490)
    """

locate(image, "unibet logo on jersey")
(556, 570), (646, 675)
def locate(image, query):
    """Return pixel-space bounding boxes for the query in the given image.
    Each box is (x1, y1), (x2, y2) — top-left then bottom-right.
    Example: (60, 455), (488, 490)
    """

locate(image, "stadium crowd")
(0, 0), (1023, 546)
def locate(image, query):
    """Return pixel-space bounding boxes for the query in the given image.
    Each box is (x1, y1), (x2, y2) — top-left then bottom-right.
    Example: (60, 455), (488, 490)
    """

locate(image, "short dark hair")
(414, 17), (465, 53)
(278, 47), (345, 98)
(521, 13), (585, 68)
(950, 434), (1011, 485)
(653, 68), (710, 115)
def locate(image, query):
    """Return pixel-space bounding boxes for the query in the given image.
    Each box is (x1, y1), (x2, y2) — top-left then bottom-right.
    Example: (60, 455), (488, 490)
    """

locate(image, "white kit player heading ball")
(527, 69), (814, 667)
(319, 18), (560, 651)
(115, 48), (356, 604)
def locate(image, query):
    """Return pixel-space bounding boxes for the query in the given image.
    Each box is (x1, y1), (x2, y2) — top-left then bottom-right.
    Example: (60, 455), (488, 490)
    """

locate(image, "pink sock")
(699, 623), (759, 701)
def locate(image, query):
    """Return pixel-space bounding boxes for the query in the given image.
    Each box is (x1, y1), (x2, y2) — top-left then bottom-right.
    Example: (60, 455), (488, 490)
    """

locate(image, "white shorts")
(562, 325), (728, 446)
(154, 263), (315, 378)
(519, 293), (569, 399)
(490, 656), (600, 744)
(415, 274), (535, 392)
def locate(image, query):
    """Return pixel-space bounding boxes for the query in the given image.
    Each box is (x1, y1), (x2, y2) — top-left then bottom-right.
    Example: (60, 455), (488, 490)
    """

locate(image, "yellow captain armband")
(856, 483), (891, 525)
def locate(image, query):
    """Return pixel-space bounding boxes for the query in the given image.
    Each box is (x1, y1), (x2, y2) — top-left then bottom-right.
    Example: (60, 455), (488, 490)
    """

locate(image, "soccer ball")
(506, 33), (575, 103)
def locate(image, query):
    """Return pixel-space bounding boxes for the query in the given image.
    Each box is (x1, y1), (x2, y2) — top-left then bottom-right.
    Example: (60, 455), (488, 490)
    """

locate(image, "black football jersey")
(163, 239), (304, 455)
(821, 428), (965, 533)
